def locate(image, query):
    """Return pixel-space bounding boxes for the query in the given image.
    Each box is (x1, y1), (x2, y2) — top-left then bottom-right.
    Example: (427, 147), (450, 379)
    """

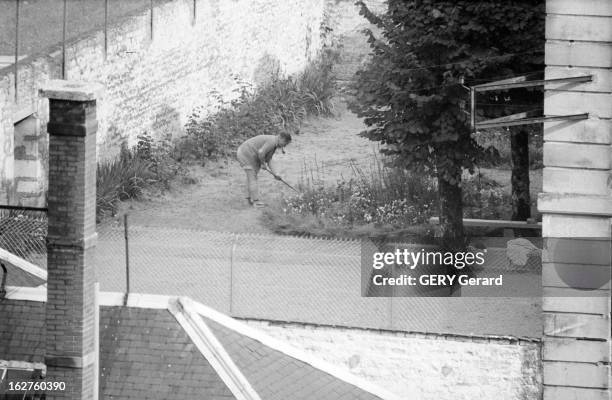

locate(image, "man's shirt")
(237, 135), (279, 171)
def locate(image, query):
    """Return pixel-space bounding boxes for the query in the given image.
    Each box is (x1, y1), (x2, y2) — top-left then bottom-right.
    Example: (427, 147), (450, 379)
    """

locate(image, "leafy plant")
(180, 52), (338, 162)
(96, 143), (154, 218)
(136, 132), (187, 190)
(349, 1), (544, 248)
(263, 158), (439, 240)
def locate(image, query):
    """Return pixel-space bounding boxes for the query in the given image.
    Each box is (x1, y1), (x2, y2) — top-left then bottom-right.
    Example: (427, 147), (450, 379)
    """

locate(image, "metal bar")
(470, 87), (476, 131)
(474, 75), (592, 92)
(0, 263), (7, 299)
(0, 205), (48, 212)
(477, 110), (541, 125)
(104, 0), (109, 59)
(473, 74), (531, 88)
(123, 214), (130, 306)
(429, 216), (542, 229)
(62, 0), (67, 79)
(14, 0), (19, 103)
(150, 0), (154, 41)
(193, 0), (197, 25)
(93, 282), (100, 400)
(476, 113), (589, 130)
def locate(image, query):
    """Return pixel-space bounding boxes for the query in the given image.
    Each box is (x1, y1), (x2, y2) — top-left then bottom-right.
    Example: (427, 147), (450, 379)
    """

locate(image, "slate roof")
(0, 294), (395, 400)
(1, 260), (45, 288)
(0, 299), (235, 400)
(203, 316), (385, 400)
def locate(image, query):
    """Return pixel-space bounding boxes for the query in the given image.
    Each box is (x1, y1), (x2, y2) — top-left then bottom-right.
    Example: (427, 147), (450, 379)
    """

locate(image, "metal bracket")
(469, 74), (593, 131)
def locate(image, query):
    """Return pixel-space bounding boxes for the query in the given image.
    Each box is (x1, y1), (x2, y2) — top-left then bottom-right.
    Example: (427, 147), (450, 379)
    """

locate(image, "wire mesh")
(0, 208), (47, 268)
(0, 214), (541, 337)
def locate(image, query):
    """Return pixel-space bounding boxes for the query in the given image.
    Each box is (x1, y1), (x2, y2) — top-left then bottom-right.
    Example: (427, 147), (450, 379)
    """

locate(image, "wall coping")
(39, 80), (105, 101)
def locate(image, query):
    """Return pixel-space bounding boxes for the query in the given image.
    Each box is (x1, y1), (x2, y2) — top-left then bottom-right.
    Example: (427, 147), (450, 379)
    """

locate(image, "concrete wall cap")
(39, 80), (105, 101)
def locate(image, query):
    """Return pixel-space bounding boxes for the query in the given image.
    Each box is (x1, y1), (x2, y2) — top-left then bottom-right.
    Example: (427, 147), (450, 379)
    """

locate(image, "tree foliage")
(349, 0), (544, 245)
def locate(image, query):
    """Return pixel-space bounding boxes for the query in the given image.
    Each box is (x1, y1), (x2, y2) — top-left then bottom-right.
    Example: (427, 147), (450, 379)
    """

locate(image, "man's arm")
(258, 141), (277, 173)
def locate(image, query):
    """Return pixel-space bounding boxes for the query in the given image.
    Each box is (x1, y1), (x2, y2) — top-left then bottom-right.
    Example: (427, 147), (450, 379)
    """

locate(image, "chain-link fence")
(0, 207), (46, 268)
(0, 213), (541, 337)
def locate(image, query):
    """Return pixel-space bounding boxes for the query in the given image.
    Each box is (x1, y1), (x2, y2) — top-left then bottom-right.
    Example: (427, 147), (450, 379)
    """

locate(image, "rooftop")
(0, 287), (399, 400)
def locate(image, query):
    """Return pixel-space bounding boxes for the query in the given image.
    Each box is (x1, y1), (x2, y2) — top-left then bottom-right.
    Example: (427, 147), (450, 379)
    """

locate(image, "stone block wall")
(539, 1), (612, 399)
(0, 0), (327, 206)
(325, 0), (386, 85)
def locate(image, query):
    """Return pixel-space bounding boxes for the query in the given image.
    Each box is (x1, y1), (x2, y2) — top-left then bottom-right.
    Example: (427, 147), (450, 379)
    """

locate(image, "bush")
(135, 132), (187, 190)
(179, 52), (338, 162)
(462, 173), (511, 220)
(96, 143), (154, 218)
(263, 158), (438, 240)
(264, 157), (516, 240)
(474, 128), (543, 169)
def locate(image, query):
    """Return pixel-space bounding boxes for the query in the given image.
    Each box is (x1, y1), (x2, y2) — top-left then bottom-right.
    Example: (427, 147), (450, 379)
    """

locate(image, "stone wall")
(0, 0), (327, 206)
(246, 319), (542, 400)
(326, 0), (386, 85)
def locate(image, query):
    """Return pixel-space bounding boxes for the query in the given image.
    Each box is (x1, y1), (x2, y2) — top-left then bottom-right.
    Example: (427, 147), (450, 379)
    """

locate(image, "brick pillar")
(40, 80), (103, 400)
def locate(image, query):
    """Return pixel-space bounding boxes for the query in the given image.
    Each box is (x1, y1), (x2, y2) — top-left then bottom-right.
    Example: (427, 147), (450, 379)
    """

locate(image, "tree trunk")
(436, 162), (464, 296)
(436, 164), (464, 251)
(510, 127), (531, 221)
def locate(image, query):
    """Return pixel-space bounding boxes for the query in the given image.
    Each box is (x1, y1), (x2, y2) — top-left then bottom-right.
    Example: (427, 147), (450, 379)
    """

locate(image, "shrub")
(180, 52), (338, 162)
(462, 173), (511, 220)
(135, 132), (187, 190)
(474, 128), (543, 169)
(96, 143), (154, 218)
(263, 157), (438, 240)
(264, 157), (515, 240)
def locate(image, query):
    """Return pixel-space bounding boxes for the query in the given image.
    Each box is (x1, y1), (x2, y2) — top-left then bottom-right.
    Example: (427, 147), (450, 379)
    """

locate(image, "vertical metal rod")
(104, 0), (109, 59)
(0, 263), (7, 299)
(193, 0), (196, 25)
(62, 0), (67, 79)
(14, 0), (20, 103)
(93, 282), (100, 400)
(229, 233), (237, 314)
(470, 87), (476, 131)
(123, 214), (130, 305)
(150, 0), (154, 41)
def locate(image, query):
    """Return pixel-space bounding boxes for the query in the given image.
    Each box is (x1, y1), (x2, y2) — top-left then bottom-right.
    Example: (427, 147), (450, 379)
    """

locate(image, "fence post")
(150, 0), (154, 42)
(14, 0), (19, 103)
(61, 0), (67, 79)
(192, 0), (197, 25)
(124, 214), (130, 305)
(104, 0), (109, 60)
(229, 233), (238, 315)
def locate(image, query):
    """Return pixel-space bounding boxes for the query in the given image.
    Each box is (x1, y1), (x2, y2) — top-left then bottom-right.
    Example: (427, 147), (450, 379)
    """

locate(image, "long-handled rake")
(263, 168), (299, 193)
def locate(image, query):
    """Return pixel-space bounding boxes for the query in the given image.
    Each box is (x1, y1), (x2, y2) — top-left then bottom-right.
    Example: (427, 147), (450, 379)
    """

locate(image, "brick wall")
(245, 320), (542, 400)
(41, 81), (103, 399)
(0, 0), (327, 206)
(538, 1), (612, 399)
